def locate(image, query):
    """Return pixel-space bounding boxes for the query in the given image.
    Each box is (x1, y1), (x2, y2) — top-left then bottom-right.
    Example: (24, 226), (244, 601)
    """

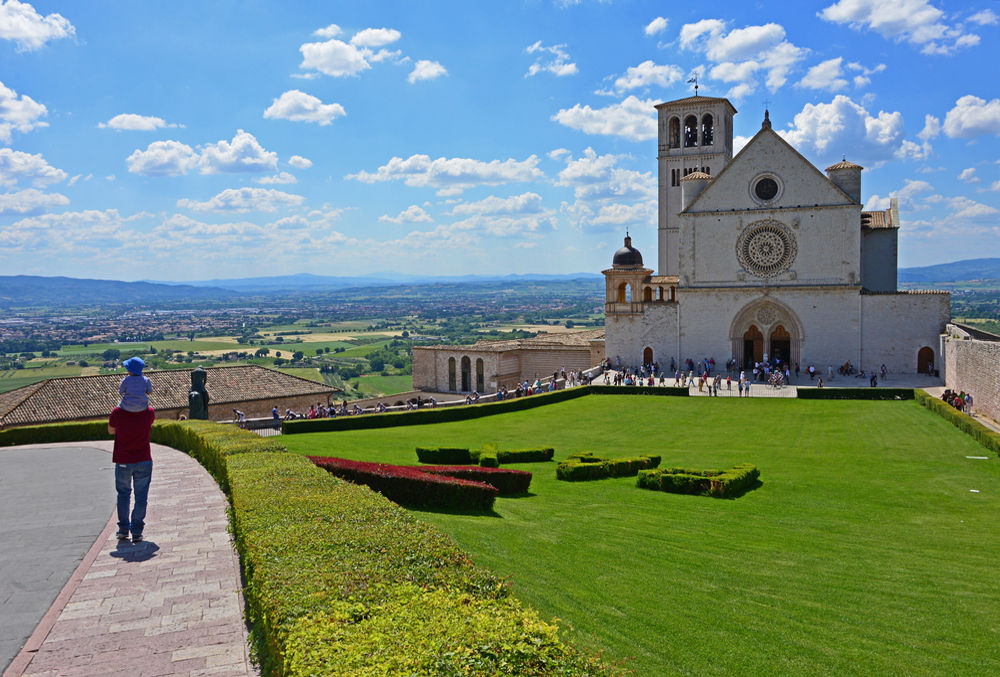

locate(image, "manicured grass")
(275, 367), (323, 383)
(354, 374), (413, 397)
(0, 365), (86, 393)
(281, 396), (1000, 676)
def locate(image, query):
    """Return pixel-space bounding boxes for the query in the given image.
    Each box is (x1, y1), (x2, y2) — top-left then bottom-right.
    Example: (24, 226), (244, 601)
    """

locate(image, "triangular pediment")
(683, 127), (857, 213)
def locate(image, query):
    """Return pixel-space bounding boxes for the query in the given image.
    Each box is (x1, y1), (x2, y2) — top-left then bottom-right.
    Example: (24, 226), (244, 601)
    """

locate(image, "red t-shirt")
(109, 407), (155, 464)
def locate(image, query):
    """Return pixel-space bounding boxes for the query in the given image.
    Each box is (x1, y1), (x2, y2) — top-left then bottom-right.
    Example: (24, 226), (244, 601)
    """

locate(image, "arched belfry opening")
(730, 300), (804, 368)
(701, 114), (714, 146)
(669, 117), (680, 148)
(684, 115), (698, 147)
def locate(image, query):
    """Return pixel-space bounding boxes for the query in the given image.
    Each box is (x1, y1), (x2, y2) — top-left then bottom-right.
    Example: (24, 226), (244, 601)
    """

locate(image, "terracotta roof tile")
(681, 171), (712, 180)
(861, 210), (896, 230)
(826, 159), (863, 171)
(0, 365), (335, 427)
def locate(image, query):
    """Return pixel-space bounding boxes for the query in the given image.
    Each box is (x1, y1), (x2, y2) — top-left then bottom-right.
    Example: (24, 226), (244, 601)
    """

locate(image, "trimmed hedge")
(284, 386), (591, 434)
(797, 387), (914, 400)
(497, 447), (555, 464)
(637, 464), (760, 498)
(0, 420), (112, 447)
(556, 454), (661, 481)
(915, 389), (1000, 456)
(309, 456), (499, 511)
(415, 446), (473, 464)
(418, 465), (533, 495)
(589, 385), (689, 397)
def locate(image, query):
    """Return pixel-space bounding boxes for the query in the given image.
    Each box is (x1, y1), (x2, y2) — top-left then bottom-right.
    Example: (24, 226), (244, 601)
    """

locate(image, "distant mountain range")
(1, 260), (996, 306)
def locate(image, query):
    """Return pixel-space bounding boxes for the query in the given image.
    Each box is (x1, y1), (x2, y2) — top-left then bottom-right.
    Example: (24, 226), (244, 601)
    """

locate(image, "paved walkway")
(3, 442), (256, 677)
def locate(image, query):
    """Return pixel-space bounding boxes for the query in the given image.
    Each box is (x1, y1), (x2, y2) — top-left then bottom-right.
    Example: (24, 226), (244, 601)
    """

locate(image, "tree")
(255, 347), (270, 358)
(401, 330), (409, 338)
(315, 348), (324, 356)
(565, 320), (575, 328)
(102, 348), (121, 361)
(368, 356), (385, 372)
(292, 351), (304, 362)
(275, 351), (282, 358)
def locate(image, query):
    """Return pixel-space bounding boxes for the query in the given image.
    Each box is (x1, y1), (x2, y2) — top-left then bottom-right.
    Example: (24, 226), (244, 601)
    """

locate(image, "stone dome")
(612, 235), (643, 269)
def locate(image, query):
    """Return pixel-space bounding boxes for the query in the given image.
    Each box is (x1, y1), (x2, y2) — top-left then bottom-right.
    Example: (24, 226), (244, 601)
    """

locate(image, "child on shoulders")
(118, 356), (152, 412)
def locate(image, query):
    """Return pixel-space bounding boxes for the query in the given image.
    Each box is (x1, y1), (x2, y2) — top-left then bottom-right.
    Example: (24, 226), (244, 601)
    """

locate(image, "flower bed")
(309, 456), (499, 511)
(637, 464), (760, 498)
(556, 453), (661, 481)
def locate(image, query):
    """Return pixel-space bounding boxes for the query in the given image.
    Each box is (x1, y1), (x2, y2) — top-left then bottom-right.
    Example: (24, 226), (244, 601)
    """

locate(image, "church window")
(684, 115), (698, 147)
(701, 114), (714, 146)
(754, 177), (778, 201)
(669, 117), (680, 148)
(736, 219), (798, 278)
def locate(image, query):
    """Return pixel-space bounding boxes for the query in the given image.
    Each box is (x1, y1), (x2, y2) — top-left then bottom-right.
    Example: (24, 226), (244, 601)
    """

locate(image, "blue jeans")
(115, 461), (152, 537)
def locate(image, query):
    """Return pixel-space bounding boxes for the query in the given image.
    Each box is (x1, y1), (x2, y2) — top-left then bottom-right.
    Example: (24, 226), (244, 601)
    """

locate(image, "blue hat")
(123, 356), (145, 375)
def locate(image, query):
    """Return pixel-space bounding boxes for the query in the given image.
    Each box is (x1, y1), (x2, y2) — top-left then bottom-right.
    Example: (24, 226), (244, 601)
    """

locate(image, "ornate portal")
(737, 220), (797, 278)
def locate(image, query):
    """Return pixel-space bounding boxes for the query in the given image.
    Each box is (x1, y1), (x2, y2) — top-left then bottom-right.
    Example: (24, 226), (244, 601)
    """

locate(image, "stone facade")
(603, 95), (950, 374)
(943, 323), (1000, 424)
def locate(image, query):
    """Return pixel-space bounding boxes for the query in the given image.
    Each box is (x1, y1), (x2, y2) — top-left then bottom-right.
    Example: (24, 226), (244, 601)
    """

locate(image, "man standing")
(108, 406), (156, 543)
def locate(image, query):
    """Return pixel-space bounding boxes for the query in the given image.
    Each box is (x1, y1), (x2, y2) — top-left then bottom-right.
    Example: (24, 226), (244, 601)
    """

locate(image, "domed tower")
(603, 233), (654, 314)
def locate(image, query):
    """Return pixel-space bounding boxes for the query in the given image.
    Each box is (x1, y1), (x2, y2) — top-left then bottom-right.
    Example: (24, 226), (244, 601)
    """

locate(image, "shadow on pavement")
(110, 540), (160, 562)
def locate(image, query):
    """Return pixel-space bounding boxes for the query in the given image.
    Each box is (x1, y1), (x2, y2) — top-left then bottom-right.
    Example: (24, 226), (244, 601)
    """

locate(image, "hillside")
(0, 276), (235, 307)
(898, 258), (1000, 284)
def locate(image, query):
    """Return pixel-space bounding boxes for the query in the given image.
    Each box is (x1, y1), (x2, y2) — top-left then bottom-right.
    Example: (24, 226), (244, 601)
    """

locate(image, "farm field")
(281, 395), (1000, 676)
(353, 374), (414, 397)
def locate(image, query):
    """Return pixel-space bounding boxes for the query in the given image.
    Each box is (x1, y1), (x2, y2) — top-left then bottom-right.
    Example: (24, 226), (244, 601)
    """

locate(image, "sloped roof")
(826, 159), (863, 171)
(414, 329), (606, 353)
(861, 209), (896, 230)
(655, 96), (737, 115)
(0, 365), (336, 427)
(681, 171), (712, 180)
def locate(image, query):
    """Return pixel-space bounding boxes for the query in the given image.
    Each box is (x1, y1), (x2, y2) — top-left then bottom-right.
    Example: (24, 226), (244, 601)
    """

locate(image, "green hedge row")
(0, 420), (111, 447)
(414, 446), (556, 467)
(637, 464), (760, 498)
(229, 452), (602, 675)
(284, 387), (591, 434)
(415, 446), (474, 464)
(498, 447), (555, 463)
(556, 453), (661, 481)
(796, 387), (914, 400)
(915, 389), (1000, 457)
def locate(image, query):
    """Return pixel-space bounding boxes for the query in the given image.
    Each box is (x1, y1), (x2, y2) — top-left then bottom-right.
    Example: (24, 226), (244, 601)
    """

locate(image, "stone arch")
(684, 115), (698, 147)
(475, 358), (484, 392)
(917, 346), (934, 375)
(460, 356), (471, 392)
(730, 298), (804, 368)
(670, 286), (676, 302)
(657, 285), (664, 301)
(448, 356), (456, 391)
(617, 282), (628, 303)
(642, 286), (652, 302)
(669, 116), (680, 148)
(701, 113), (714, 146)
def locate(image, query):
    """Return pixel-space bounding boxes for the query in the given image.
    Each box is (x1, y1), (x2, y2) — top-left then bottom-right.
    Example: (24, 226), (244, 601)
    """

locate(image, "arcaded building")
(602, 95), (950, 374)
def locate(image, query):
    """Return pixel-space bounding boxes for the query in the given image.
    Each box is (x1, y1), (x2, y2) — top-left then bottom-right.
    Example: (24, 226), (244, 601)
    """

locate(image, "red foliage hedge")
(417, 465), (532, 495)
(308, 456), (498, 511)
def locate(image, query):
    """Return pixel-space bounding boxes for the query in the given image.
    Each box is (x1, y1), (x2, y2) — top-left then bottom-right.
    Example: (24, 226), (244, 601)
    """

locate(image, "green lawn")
(281, 396), (1000, 676)
(354, 373), (413, 397)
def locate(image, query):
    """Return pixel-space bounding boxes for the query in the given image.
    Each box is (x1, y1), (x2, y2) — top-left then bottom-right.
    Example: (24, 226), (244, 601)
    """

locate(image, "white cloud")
(780, 95), (925, 167)
(525, 41), (578, 77)
(255, 171), (297, 185)
(942, 95), (1000, 138)
(0, 187), (68, 214)
(177, 187), (304, 213)
(958, 168), (979, 184)
(379, 205), (432, 223)
(918, 115), (940, 146)
(125, 140), (199, 177)
(0, 147), (67, 187)
(299, 38), (371, 77)
(0, 209), (150, 254)
(263, 90), (346, 125)
(644, 17), (668, 36)
(798, 57), (848, 91)
(819, 0), (983, 55)
(0, 0), (74, 51)
(555, 148), (656, 231)
(947, 196), (999, 219)
(408, 59), (447, 83)
(313, 23), (341, 38)
(347, 154), (543, 195)
(288, 155), (312, 170)
(198, 130), (278, 174)
(349, 27), (401, 48)
(968, 9), (998, 26)
(610, 61), (683, 93)
(988, 180), (1000, 192)
(450, 212), (556, 238)
(709, 61), (760, 83)
(845, 61), (885, 88)
(98, 113), (181, 131)
(0, 79), (48, 141)
(552, 96), (656, 142)
(452, 192), (543, 216)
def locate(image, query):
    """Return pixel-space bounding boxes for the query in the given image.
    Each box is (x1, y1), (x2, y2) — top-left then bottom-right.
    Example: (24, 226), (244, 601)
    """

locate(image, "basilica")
(602, 95), (949, 374)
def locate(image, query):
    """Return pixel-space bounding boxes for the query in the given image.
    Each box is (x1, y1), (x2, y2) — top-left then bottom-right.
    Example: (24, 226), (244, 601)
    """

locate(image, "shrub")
(496, 447), (555, 464)
(915, 389), (1000, 456)
(637, 464), (760, 498)
(479, 451), (499, 467)
(309, 456), (498, 511)
(0, 420), (111, 447)
(418, 465), (533, 495)
(556, 454), (660, 481)
(415, 446), (473, 464)
(797, 388), (913, 400)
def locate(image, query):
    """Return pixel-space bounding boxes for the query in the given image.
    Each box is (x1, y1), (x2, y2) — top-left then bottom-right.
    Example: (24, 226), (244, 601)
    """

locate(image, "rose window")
(737, 220), (797, 278)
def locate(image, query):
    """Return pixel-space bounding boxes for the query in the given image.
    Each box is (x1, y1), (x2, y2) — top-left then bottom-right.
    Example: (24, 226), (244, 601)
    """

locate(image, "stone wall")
(943, 324), (1000, 424)
(860, 292), (950, 374)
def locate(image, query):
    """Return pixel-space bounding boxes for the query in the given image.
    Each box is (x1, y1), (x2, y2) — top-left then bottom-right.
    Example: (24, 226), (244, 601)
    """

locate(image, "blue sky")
(1, 0), (999, 281)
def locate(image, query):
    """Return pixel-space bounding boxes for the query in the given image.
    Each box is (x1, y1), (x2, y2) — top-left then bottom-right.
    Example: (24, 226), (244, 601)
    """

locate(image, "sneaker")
(131, 534), (143, 543)
(116, 532), (129, 541)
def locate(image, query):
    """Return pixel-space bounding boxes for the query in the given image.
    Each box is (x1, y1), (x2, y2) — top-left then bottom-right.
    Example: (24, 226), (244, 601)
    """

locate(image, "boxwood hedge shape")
(556, 454), (661, 481)
(496, 447), (555, 463)
(310, 456), (498, 511)
(415, 446), (473, 464)
(418, 465), (533, 495)
(637, 463), (760, 498)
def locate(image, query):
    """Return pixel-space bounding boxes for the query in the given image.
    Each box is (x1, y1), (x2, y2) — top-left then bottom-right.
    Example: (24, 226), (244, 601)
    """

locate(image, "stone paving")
(5, 441), (257, 677)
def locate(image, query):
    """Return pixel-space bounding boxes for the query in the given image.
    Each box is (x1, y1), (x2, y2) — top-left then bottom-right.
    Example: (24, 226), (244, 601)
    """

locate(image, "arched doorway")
(460, 356), (471, 391)
(917, 347), (934, 374)
(448, 357), (456, 391)
(642, 287), (652, 302)
(475, 358), (484, 392)
(769, 325), (790, 365)
(743, 325), (763, 366)
(643, 347), (653, 365)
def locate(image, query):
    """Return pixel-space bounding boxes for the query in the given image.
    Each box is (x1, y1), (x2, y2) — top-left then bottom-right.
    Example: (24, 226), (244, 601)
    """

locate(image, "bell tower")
(655, 96), (737, 276)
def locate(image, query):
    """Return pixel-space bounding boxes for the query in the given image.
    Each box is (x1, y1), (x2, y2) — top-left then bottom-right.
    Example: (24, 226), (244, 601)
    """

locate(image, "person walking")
(108, 404), (156, 543)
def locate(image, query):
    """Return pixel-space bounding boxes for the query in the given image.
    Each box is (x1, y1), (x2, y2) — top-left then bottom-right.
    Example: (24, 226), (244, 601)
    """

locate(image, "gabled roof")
(0, 365), (336, 427)
(655, 96), (738, 116)
(414, 329), (606, 353)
